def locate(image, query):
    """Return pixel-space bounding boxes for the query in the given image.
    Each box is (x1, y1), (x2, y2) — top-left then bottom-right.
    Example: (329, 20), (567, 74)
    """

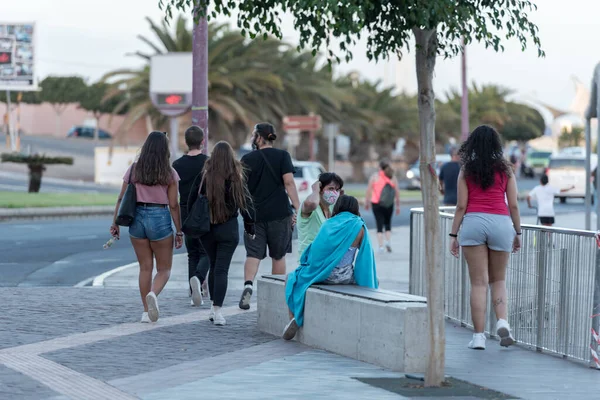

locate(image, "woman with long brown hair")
(110, 131), (183, 323)
(188, 141), (252, 326)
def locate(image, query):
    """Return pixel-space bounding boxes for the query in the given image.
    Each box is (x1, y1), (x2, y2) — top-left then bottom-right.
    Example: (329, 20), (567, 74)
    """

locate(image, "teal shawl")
(285, 211), (378, 327)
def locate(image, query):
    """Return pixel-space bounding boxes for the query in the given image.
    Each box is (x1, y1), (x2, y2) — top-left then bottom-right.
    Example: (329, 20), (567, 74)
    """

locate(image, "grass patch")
(0, 191), (117, 208)
(344, 188), (423, 202)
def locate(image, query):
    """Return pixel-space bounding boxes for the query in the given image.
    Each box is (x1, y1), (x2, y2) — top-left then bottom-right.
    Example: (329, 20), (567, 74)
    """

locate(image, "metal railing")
(409, 207), (600, 367)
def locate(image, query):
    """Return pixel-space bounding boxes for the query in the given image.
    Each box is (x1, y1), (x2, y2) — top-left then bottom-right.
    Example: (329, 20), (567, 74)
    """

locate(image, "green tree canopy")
(79, 81), (127, 117)
(500, 102), (545, 142)
(40, 76), (87, 111)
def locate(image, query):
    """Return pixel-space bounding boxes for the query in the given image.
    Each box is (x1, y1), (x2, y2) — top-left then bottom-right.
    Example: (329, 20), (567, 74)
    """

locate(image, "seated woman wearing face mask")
(282, 195), (378, 340)
(297, 172), (344, 257)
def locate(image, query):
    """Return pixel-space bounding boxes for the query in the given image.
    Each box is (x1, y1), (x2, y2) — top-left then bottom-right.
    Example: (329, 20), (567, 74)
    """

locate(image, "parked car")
(546, 154), (598, 203)
(293, 161), (326, 203)
(67, 126), (112, 139)
(523, 150), (553, 178)
(406, 154), (451, 190)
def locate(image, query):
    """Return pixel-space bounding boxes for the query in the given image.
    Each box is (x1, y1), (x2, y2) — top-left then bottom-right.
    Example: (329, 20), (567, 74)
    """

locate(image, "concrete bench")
(257, 275), (428, 372)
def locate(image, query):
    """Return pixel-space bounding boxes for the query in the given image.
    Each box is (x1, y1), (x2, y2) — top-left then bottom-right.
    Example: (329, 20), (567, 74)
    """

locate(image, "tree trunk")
(28, 164), (45, 193)
(414, 27), (445, 387)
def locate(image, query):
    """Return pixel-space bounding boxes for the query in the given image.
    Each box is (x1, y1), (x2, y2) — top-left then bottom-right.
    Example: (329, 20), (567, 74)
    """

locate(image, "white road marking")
(67, 235), (98, 241)
(92, 262), (138, 287)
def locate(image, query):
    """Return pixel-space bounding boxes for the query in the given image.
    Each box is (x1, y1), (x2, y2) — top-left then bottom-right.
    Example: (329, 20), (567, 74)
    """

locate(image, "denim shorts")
(129, 205), (173, 241)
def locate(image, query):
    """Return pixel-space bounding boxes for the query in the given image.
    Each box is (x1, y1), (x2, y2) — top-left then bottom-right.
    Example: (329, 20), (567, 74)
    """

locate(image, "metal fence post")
(591, 245), (600, 368)
(558, 249), (569, 358)
(409, 211), (414, 295)
(536, 231), (548, 352)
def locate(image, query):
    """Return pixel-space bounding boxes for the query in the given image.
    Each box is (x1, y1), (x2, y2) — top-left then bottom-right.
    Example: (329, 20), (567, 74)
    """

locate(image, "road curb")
(91, 262), (139, 287)
(0, 206), (114, 221)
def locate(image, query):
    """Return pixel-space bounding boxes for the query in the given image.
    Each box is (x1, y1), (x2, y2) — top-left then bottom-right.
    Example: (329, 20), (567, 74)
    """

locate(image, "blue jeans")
(129, 205), (173, 241)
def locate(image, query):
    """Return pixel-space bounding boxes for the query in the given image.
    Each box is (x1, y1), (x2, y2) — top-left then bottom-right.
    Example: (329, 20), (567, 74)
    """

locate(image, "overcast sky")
(3, 0), (599, 110)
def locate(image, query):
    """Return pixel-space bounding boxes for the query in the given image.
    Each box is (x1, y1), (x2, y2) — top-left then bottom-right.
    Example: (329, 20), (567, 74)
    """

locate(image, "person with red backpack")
(365, 160), (401, 253)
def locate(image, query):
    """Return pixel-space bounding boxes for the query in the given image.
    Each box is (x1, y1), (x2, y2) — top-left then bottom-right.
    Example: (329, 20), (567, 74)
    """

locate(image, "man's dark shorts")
(539, 216), (555, 225)
(245, 216), (293, 260)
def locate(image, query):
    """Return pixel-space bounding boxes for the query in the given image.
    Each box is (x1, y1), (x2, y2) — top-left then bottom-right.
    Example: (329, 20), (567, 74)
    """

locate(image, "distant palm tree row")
(102, 16), (545, 180)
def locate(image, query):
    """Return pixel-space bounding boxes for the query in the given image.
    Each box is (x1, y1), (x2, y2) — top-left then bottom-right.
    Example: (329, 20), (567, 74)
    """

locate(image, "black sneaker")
(239, 286), (253, 310)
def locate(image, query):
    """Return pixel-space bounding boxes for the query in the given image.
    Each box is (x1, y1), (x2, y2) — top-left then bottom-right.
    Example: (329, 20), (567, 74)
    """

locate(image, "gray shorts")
(459, 213), (515, 252)
(244, 216), (293, 260)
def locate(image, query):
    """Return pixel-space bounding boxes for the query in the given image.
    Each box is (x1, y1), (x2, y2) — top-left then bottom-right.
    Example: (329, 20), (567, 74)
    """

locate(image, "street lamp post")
(460, 38), (469, 142)
(192, 2), (209, 154)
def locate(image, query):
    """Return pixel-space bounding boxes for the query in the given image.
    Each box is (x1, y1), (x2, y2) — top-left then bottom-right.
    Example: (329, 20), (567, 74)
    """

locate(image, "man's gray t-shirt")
(439, 161), (461, 205)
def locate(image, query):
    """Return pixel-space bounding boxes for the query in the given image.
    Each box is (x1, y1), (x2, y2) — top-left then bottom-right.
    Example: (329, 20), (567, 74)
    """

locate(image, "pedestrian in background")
(439, 149), (461, 206)
(448, 125), (520, 350)
(239, 123), (300, 310)
(365, 160), (401, 253)
(527, 174), (574, 226)
(188, 141), (253, 325)
(297, 172), (344, 256)
(173, 125), (209, 307)
(110, 131), (183, 323)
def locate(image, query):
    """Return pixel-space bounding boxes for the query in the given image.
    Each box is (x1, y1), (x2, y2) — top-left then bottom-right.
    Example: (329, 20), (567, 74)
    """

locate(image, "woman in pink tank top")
(109, 131), (183, 324)
(448, 125), (522, 350)
(365, 160), (401, 253)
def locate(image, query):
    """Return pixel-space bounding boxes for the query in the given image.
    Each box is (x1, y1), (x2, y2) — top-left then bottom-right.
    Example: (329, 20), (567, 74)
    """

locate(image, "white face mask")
(323, 190), (340, 205)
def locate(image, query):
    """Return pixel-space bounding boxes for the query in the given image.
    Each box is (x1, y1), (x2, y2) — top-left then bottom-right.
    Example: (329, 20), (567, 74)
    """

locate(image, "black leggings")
(200, 218), (240, 307)
(182, 207), (210, 290)
(372, 203), (393, 233)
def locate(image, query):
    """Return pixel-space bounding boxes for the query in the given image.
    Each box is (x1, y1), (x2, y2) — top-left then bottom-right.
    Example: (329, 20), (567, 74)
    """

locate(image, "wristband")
(449, 233), (458, 238)
(516, 232), (522, 235)
(176, 232), (184, 237)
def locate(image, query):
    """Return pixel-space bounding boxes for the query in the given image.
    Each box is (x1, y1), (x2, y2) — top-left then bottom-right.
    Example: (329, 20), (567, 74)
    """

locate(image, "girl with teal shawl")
(283, 195), (378, 340)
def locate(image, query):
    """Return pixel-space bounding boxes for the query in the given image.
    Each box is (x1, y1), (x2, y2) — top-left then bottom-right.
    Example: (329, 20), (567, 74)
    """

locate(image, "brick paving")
(2, 217), (600, 399)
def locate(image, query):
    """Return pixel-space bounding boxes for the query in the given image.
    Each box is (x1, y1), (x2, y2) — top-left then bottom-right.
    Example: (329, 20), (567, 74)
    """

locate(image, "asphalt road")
(18, 135), (105, 157)
(0, 171), (119, 194)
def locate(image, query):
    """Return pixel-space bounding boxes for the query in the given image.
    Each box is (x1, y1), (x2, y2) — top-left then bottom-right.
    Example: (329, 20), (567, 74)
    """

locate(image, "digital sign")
(156, 93), (187, 107)
(0, 22), (36, 90)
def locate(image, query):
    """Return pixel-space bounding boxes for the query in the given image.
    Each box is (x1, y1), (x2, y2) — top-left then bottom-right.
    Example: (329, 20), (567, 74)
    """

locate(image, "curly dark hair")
(458, 125), (511, 190)
(134, 131), (173, 186)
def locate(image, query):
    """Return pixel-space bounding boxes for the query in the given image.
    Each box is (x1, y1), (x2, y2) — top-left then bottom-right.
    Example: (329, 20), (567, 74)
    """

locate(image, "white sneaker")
(496, 319), (515, 347)
(213, 310), (226, 326)
(141, 312), (151, 323)
(190, 276), (203, 306)
(209, 304), (215, 322)
(378, 246), (385, 254)
(468, 333), (486, 350)
(385, 242), (392, 253)
(146, 292), (159, 322)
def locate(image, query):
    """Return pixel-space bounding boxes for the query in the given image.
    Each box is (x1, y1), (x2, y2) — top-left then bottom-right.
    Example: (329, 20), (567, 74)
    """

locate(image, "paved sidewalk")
(3, 215), (600, 399)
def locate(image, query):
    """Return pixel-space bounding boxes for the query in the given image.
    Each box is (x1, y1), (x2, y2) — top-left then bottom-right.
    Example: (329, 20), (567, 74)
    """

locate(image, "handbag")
(182, 173), (211, 238)
(115, 164), (137, 226)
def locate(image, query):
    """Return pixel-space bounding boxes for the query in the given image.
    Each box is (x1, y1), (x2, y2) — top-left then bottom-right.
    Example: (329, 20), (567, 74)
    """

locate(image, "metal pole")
(597, 97), (600, 230)
(586, 119), (592, 230)
(326, 123), (337, 171)
(6, 89), (15, 152)
(460, 38), (469, 142)
(169, 117), (179, 160)
(192, 1), (209, 154)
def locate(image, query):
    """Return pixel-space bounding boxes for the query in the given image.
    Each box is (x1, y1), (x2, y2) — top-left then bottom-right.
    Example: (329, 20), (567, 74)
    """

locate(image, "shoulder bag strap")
(128, 163), (135, 183)
(258, 150), (283, 188)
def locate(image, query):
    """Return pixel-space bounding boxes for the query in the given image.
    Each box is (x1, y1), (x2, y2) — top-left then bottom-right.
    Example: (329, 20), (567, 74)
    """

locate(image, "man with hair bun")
(239, 122), (301, 310)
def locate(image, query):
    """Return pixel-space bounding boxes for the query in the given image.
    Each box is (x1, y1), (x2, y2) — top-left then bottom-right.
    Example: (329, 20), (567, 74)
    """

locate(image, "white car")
(406, 154), (451, 190)
(546, 154), (597, 203)
(293, 161), (326, 204)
